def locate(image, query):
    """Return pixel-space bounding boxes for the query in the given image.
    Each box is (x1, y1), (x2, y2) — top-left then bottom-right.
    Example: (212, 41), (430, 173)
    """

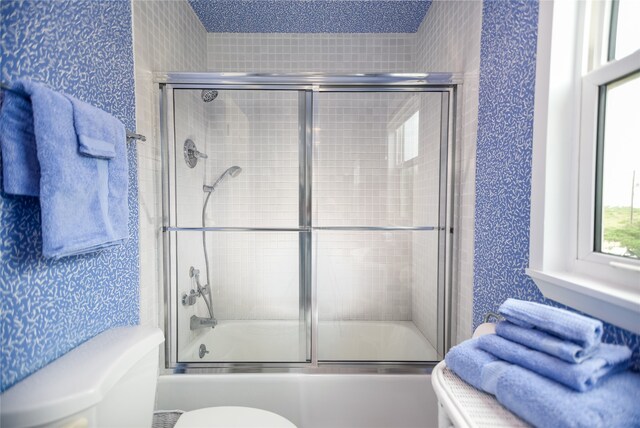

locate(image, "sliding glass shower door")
(313, 91), (449, 361)
(161, 75), (454, 369)
(167, 89), (310, 363)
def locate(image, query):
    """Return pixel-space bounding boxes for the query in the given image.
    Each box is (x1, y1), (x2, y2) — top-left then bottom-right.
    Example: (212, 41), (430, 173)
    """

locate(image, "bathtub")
(180, 320), (439, 362)
(163, 320), (439, 427)
(156, 373), (438, 428)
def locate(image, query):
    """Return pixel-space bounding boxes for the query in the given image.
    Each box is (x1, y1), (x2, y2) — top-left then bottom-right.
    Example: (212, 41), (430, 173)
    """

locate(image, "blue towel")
(67, 94), (121, 159)
(444, 338), (500, 390)
(0, 80), (129, 258)
(0, 82), (40, 196)
(477, 334), (631, 391)
(496, 365), (640, 428)
(498, 298), (603, 349)
(496, 321), (597, 363)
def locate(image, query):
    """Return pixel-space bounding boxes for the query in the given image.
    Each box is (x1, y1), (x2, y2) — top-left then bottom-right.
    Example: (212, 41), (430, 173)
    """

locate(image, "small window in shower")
(402, 111), (420, 162)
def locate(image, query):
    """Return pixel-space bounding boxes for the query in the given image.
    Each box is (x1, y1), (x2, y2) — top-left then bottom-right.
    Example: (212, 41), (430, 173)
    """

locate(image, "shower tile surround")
(132, 0), (209, 355)
(0, 0), (138, 392)
(133, 0), (484, 359)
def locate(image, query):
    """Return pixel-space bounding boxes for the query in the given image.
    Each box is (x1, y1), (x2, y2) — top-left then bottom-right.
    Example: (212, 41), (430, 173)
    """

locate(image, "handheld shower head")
(203, 166), (243, 193)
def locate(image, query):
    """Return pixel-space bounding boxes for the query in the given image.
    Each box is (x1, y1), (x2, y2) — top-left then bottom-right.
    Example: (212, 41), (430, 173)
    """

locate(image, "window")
(578, 0), (640, 265)
(594, 72), (640, 259)
(388, 109), (420, 166)
(528, 0), (640, 333)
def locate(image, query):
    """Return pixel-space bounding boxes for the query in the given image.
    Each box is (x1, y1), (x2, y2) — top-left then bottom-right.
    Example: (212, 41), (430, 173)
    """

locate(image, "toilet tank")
(1, 326), (164, 428)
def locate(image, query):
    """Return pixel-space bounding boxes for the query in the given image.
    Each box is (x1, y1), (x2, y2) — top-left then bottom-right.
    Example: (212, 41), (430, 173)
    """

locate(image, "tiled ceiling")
(187, 1), (432, 33)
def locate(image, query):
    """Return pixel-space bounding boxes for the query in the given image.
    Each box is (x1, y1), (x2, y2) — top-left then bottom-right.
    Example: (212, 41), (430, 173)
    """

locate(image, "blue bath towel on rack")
(0, 81), (40, 196)
(0, 79), (129, 258)
(495, 364), (640, 428)
(477, 334), (631, 392)
(68, 94), (122, 159)
(498, 298), (603, 349)
(496, 321), (598, 363)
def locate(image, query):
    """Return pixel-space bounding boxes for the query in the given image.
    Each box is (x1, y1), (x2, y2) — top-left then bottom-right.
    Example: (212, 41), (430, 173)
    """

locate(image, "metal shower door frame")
(157, 73), (459, 373)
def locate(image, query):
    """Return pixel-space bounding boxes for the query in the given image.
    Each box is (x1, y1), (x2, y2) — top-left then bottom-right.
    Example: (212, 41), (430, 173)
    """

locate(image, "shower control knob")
(182, 290), (198, 306)
(184, 139), (207, 168)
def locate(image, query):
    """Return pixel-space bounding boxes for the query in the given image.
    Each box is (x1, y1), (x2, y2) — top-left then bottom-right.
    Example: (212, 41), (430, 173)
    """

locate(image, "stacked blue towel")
(495, 320), (598, 363)
(444, 299), (637, 427)
(0, 80), (129, 258)
(446, 338), (640, 427)
(498, 298), (603, 349)
(477, 334), (631, 391)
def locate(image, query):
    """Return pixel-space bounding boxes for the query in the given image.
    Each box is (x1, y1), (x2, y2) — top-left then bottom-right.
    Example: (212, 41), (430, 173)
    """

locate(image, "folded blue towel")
(444, 338), (499, 390)
(496, 365), (640, 428)
(67, 94), (121, 159)
(0, 80), (129, 258)
(498, 298), (603, 349)
(0, 82), (40, 196)
(496, 321), (597, 363)
(477, 334), (631, 391)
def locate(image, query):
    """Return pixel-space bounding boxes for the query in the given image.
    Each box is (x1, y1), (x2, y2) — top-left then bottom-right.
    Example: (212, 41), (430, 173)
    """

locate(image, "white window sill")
(526, 268), (640, 334)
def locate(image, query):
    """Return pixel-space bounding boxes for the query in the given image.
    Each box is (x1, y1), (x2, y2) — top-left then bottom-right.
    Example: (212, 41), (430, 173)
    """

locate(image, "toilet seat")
(173, 406), (297, 428)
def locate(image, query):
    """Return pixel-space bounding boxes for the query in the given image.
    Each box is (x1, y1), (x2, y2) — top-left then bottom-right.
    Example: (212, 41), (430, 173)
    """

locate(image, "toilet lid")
(173, 406), (297, 428)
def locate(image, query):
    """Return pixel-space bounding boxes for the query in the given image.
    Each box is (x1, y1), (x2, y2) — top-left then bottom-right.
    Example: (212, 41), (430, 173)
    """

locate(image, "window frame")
(528, 0), (640, 334)
(577, 54), (640, 268)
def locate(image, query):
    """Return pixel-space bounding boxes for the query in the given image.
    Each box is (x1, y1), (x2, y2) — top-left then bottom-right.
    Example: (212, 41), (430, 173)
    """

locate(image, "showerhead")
(201, 89), (218, 102)
(203, 166), (243, 193)
(226, 165), (242, 178)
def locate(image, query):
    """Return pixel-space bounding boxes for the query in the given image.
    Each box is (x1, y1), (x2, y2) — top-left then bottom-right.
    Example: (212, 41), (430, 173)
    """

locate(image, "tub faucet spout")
(190, 315), (218, 330)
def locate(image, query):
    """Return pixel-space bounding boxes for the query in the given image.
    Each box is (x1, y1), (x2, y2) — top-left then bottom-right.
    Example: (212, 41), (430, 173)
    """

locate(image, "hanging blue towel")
(67, 94), (120, 159)
(495, 365), (640, 428)
(0, 80), (129, 258)
(0, 82), (40, 196)
(498, 298), (603, 349)
(496, 321), (597, 363)
(477, 334), (631, 392)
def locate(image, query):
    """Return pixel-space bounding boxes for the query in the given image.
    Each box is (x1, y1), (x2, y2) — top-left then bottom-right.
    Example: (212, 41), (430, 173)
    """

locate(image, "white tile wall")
(133, 0), (208, 355)
(414, 0), (483, 344)
(207, 33), (414, 73)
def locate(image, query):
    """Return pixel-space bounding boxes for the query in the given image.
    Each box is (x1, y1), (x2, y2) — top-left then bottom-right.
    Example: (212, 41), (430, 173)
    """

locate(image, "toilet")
(0, 326), (296, 428)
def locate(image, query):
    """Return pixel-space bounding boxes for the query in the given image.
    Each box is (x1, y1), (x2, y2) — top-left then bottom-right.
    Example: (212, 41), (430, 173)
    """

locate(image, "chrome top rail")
(314, 226), (441, 231)
(154, 72), (464, 87)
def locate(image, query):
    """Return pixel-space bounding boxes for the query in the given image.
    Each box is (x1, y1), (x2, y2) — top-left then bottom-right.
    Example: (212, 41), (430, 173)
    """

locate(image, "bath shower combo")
(162, 73), (457, 369)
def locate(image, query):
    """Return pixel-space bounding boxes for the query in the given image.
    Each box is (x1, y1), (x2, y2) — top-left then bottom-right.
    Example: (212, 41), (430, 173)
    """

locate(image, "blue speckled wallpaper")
(188, 0), (432, 33)
(474, 0), (640, 370)
(0, 0), (139, 392)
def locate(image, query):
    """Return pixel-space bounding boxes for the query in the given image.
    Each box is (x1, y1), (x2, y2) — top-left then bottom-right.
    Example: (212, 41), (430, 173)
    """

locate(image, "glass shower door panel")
(315, 230), (441, 361)
(172, 89), (301, 228)
(313, 91), (445, 228)
(176, 231), (307, 363)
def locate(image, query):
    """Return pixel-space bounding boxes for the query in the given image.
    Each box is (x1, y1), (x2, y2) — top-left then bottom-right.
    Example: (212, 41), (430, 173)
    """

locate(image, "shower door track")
(158, 73), (458, 374)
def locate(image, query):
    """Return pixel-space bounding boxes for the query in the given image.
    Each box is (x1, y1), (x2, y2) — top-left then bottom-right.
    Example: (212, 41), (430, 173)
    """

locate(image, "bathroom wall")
(413, 0), (483, 344)
(473, 0), (640, 369)
(207, 33), (414, 73)
(132, 0), (207, 345)
(0, 0), (138, 392)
